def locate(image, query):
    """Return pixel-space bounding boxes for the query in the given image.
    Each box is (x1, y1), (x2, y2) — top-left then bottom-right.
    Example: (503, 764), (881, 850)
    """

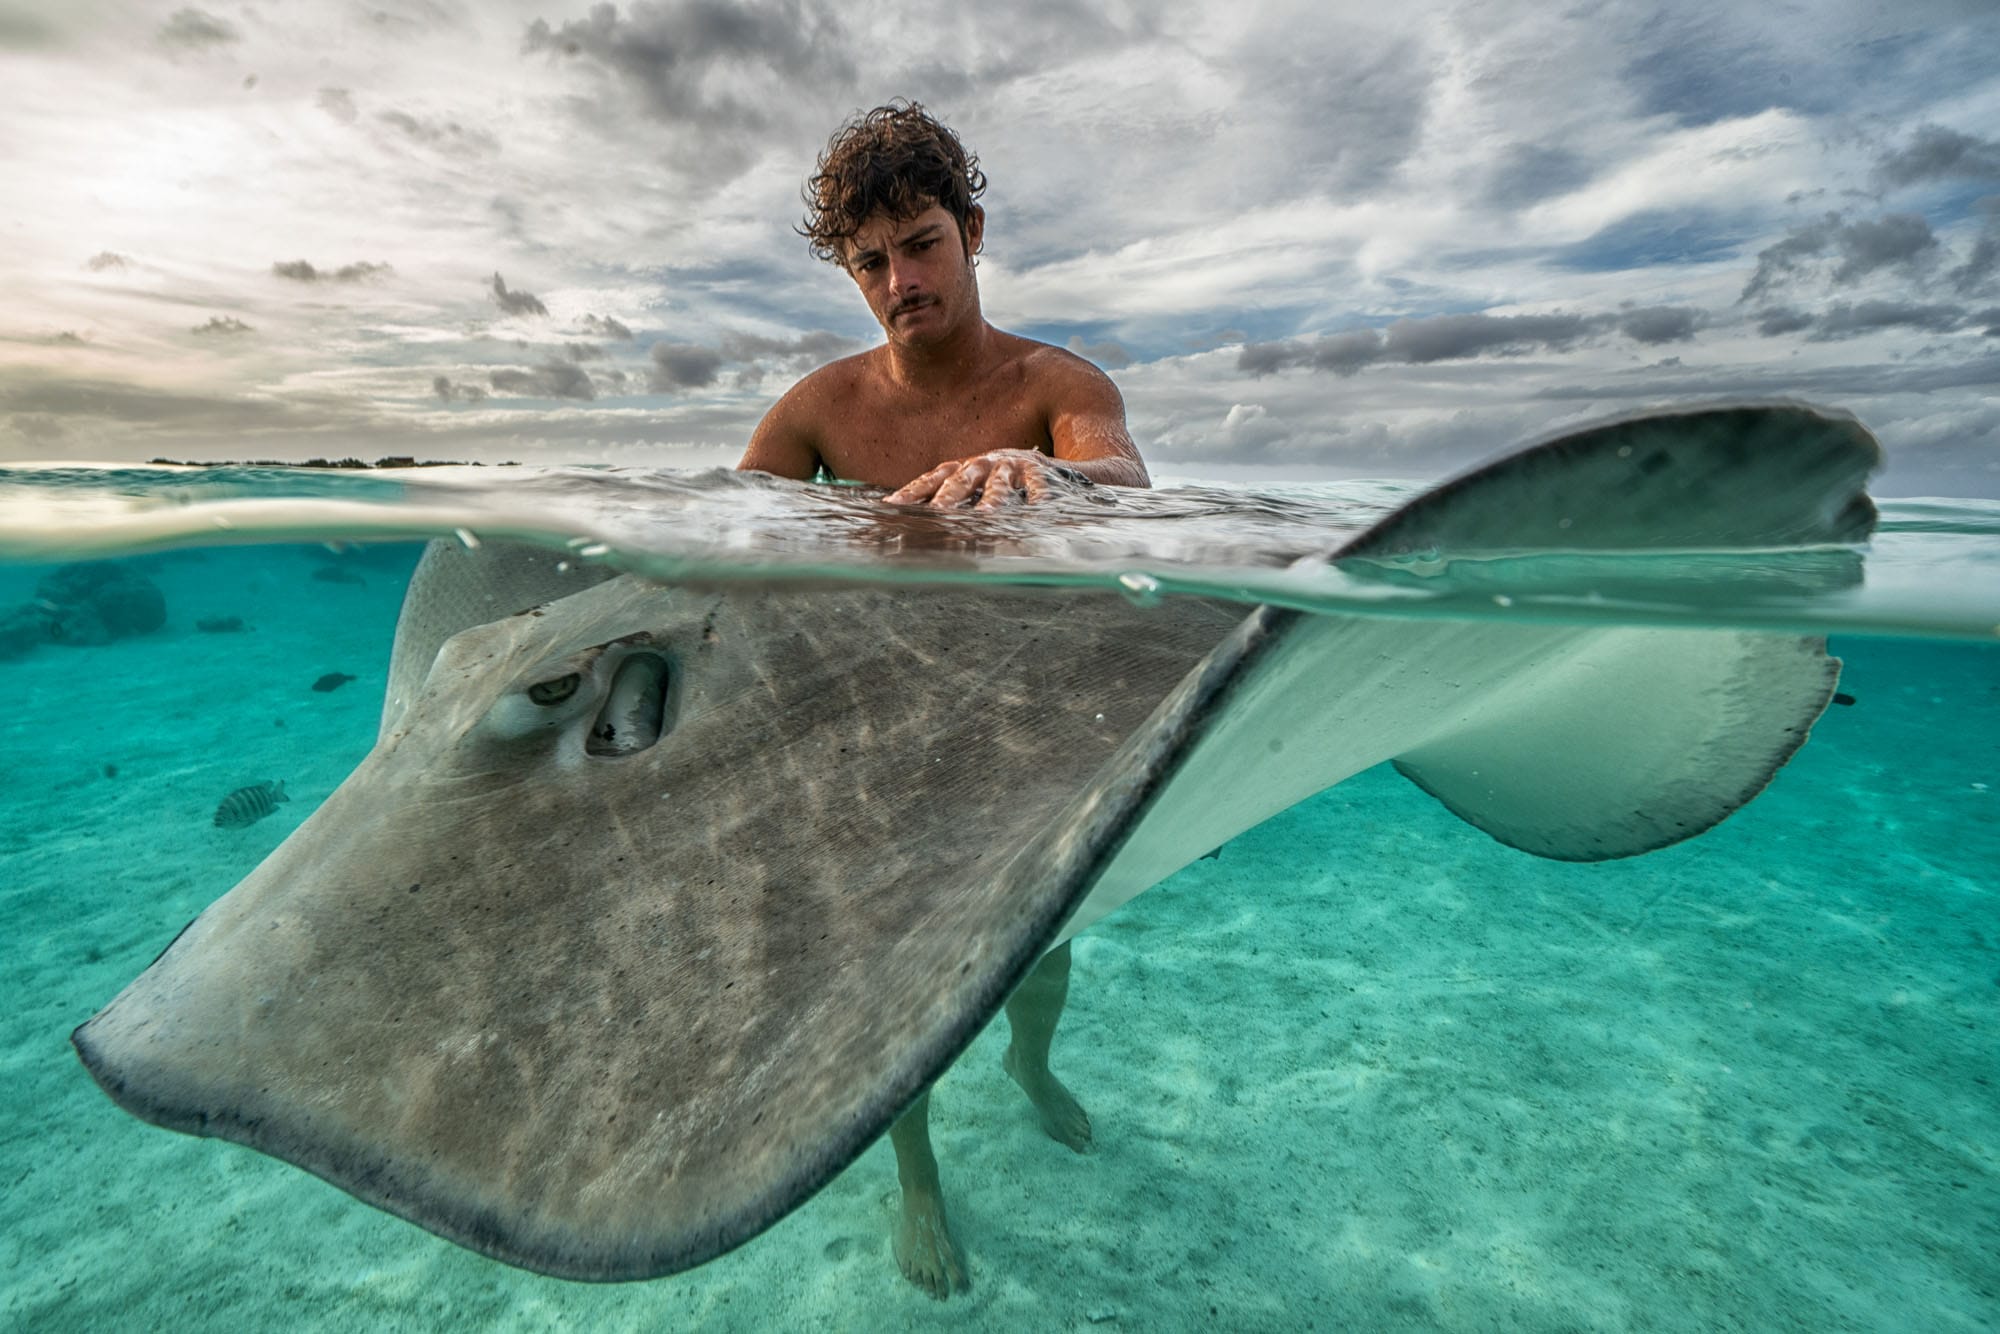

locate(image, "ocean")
(1, 449), (1995, 1332)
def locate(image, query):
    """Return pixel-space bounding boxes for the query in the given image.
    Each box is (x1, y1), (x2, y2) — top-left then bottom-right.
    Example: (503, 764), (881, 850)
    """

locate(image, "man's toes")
(1042, 1091), (1092, 1151)
(893, 1208), (966, 1299)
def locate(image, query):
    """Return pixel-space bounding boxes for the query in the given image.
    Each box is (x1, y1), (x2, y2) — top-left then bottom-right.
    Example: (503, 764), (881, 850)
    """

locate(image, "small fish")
(1833, 692), (1857, 707)
(214, 780), (289, 829)
(311, 567), (365, 586)
(196, 616), (248, 633)
(312, 672), (356, 693)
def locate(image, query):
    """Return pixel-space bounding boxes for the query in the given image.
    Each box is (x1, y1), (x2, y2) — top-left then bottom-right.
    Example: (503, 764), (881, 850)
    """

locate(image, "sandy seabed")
(1, 545), (1994, 1332)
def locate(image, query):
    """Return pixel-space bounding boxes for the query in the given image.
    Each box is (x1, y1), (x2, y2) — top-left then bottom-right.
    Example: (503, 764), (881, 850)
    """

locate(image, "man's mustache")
(890, 296), (934, 317)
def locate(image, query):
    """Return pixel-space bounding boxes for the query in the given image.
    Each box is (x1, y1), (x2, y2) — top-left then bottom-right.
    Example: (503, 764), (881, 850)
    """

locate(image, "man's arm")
(1044, 353), (1150, 487)
(885, 350), (1149, 508)
(736, 379), (822, 480)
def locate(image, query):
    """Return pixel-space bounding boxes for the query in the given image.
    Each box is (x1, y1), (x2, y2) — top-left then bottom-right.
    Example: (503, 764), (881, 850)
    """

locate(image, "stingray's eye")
(526, 673), (582, 706)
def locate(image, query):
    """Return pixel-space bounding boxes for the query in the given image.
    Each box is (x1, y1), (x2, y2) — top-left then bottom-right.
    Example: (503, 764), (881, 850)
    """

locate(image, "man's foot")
(1004, 1042), (1092, 1151)
(893, 1186), (966, 1299)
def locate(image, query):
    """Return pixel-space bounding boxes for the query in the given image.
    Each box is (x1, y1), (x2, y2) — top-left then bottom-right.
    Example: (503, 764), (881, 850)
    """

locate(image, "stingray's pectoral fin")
(1351, 401), (1878, 861)
(1060, 403), (1883, 938)
(1390, 628), (1838, 860)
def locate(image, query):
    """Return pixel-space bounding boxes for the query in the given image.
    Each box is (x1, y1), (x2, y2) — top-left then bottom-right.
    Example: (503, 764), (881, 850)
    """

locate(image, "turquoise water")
(1, 464), (1996, 1331)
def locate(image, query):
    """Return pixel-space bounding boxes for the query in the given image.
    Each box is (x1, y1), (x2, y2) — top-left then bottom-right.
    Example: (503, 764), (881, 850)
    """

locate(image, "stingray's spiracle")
(587, 652), (671, 756)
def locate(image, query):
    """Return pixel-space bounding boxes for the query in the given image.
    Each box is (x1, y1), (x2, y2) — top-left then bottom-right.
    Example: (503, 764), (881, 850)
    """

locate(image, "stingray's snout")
(70, 1010), (159, 1131)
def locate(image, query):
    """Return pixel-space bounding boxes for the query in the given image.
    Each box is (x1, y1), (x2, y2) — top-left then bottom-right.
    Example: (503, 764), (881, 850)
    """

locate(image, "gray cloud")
(521, 0), (852, 132)
(1742, 211), (1940, 299)
(158, 7), (240, 50)
(1828, 214), (1938, 283)
(1876, 124), (2000, 187)
(433, 375), (490, 403)
(649, 342), (724, 391)
(363, 3), (468, 37)
(1950, 242), (1999, 297)
(316, 87), (359, 124)
(1741, 215), (1840, 300)
(1308, 330), (1388, 374)
(1757, 306), (1816, 336)
(84, 251), (128, 272)
(579, 313), (633, 340)
(1239, 329), (1388, 377)
(1618, 306), (1703, 344)
(1235, 307), (1717, 378)
(490, 361), (595, 399)
(1386, 313), (1599, 363)
(490, 273), (547, 317)
(1809, 300), (1967, 338)
(191, 316), (253, 335)
(377, 109), (498, 157)
(272, 259), (393, 283)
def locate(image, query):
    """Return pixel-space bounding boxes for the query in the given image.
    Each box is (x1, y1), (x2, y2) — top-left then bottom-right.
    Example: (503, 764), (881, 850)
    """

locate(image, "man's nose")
(888, 256), (921, 295)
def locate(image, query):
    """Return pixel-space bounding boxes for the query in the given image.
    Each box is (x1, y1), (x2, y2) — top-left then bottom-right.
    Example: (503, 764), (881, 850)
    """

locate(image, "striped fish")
(213, 780), (289, 829)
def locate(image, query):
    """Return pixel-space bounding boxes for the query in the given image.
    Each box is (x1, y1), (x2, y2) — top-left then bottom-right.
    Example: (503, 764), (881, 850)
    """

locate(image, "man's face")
(842, 203), (984, 348)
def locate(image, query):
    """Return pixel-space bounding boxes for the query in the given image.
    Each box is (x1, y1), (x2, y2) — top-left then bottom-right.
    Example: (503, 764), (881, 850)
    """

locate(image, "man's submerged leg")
(1003, 939), (1092, 1150)
(889, 1090), (967, 1298)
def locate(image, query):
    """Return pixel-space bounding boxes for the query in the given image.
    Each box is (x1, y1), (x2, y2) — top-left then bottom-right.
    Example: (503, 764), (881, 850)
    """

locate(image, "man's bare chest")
(818, 392), (1051, 487)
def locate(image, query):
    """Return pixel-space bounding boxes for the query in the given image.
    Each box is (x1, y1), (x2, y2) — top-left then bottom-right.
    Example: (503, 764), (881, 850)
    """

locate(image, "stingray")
(74, 403), (1879, 1280)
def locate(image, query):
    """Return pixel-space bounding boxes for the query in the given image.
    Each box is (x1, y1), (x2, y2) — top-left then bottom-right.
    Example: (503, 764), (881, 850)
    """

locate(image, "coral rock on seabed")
(35, 562), (168, 642)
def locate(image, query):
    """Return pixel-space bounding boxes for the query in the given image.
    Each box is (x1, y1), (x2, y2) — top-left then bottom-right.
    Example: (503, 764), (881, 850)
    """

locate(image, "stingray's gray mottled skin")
(75, 403), (1880, 1282)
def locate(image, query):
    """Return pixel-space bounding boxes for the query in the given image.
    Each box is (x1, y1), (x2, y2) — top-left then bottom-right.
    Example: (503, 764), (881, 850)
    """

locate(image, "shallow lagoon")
(1, 463), (1995, 1331)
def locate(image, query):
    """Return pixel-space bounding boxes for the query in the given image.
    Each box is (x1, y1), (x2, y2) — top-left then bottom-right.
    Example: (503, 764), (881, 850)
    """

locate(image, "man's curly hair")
(800, 101), (987, 266)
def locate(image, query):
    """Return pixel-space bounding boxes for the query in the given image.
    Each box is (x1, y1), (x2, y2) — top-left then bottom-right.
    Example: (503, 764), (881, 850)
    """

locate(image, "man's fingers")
(884, 452), (1068, 509)
(974, 460), (1022, 511)
(1022, 463), (1052, 505)
(930, 461), (988, 508)
(884, 463), (952, 505)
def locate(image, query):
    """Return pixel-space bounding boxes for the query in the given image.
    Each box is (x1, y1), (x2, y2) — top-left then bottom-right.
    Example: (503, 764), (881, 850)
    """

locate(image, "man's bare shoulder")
(1004, 337), (1124, 407)
(741, 348), (885, 478)
(782, 346), (881, 405)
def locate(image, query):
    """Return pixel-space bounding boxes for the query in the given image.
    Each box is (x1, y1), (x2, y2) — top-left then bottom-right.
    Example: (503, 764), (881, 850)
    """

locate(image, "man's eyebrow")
(846, 222), (945, 268)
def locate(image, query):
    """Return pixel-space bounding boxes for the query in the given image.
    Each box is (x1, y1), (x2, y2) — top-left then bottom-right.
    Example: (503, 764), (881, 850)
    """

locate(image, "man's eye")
(912, 239), (934, 251)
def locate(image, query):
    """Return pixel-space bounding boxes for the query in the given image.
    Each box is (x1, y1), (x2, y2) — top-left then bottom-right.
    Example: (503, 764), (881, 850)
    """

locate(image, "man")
(738, 100), (1149, 504)
(736, 101), (1149, 1298)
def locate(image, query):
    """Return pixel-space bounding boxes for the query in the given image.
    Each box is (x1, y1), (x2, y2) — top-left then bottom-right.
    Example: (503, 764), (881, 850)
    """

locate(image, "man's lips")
(890, 298), (934, 319)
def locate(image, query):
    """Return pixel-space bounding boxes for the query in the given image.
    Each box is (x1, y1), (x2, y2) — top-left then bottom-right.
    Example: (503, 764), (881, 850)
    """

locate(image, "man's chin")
(886, 310), (947, 344)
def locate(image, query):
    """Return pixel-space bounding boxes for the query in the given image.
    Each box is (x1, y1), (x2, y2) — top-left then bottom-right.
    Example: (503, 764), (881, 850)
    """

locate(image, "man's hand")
(884, 449), (1087, 510)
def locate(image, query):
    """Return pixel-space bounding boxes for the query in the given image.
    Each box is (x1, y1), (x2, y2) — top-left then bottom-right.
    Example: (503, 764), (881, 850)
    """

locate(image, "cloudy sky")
(2, 0), (1997, 494)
